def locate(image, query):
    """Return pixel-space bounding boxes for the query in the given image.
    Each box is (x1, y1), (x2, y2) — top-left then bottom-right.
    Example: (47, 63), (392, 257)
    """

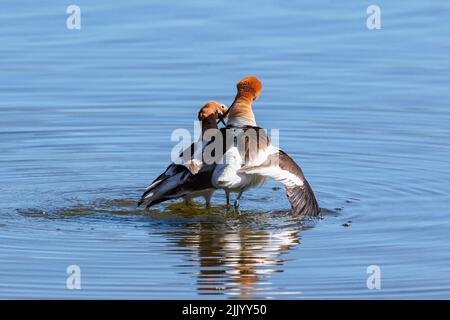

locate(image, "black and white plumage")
(138, 101), (227, 208)
(239, 149), (319, 216)
(138, 76), (320, 217)
(209, 125), (320, 217)
(138, 162), (216, 208)
(205, 76), (320, 216)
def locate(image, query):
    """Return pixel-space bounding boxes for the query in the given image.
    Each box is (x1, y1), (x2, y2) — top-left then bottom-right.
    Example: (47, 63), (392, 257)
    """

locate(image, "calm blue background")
(0, 0), (449, 299)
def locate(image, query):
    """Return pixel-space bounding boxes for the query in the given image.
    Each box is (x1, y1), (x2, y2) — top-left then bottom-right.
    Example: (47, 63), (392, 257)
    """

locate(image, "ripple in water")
(12, 196), (338, 299)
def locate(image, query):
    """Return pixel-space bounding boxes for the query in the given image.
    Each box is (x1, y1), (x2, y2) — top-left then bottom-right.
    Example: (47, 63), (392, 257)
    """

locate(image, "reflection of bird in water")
(163, 215), (303, 299)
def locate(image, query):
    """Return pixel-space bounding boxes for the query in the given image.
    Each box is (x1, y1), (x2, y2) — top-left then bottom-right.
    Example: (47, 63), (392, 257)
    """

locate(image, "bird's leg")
(204, 193), (213, 209)
(226, 191), (231, 209)
(233, 191), (243, 209)
(204, 197), (211, 209)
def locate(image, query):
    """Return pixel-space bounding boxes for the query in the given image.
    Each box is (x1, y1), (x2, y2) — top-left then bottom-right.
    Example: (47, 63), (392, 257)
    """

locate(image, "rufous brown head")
(236, 76), (263, 101)
(198, 101), (228, 122)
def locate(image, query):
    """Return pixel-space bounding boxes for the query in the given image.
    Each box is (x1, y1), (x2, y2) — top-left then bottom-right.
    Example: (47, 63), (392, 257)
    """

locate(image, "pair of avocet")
(138, 76), (319, 217)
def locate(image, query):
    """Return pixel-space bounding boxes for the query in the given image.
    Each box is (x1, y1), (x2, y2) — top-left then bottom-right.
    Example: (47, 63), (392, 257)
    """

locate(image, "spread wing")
(239, 150), (320, 217)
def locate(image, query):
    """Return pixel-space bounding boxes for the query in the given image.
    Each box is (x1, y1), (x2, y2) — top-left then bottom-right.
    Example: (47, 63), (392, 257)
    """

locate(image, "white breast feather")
(213, 147), (243, 188)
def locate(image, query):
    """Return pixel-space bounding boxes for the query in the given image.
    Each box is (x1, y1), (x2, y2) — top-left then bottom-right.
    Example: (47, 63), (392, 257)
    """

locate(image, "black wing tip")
(286, 181), (320, 218)
(292, 205), (320, 218)
(138, 196), (173, 209)
(137, 199), (156, 210)
(137, 190), (150, 207)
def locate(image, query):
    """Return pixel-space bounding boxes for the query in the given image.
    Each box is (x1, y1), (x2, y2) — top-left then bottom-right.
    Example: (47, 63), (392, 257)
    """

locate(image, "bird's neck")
(226, 93), (256, 127)
(201, 115), (218, 140)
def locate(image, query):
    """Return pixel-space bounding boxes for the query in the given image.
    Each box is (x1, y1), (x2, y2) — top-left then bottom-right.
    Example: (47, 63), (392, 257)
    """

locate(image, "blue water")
(1, 0), (450, 299)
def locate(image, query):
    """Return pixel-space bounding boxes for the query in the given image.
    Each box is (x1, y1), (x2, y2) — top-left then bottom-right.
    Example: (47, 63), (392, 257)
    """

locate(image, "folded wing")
(138, 139), (203, 206)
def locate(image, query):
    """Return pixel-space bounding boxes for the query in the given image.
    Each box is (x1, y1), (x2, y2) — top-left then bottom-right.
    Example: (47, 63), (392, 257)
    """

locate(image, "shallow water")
(1, 0), (450, 299)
